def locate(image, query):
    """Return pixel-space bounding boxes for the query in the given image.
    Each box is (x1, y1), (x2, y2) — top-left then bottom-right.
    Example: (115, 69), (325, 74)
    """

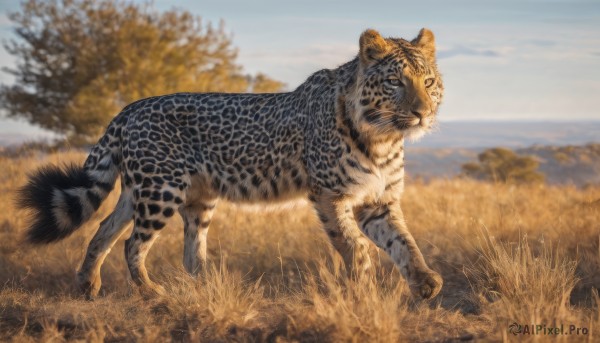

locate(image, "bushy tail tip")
(17, 164), (112, 244)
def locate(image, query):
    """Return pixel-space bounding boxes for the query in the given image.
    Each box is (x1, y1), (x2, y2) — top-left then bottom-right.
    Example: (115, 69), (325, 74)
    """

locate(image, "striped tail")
(17, 129), (121, 244)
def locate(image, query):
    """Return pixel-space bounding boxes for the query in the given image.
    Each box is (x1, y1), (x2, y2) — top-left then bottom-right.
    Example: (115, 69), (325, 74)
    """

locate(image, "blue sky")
(0, 0), (599, 137)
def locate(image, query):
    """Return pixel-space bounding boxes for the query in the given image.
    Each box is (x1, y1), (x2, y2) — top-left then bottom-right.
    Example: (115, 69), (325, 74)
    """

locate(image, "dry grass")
(0, 150), (598, 342)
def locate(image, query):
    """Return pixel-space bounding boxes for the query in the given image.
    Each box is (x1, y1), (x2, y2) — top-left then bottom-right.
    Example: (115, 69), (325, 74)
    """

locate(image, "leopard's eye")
(385, 78), (403, 88)
(424, 78), (435, 88)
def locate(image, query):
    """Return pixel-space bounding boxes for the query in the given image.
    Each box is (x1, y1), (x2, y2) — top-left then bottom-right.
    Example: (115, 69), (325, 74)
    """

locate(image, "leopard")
(18, 28), (444, 300)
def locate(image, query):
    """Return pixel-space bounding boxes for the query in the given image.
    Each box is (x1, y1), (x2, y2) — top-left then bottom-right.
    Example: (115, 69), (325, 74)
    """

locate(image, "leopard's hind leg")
(77, 187), (134, 299)
(124, 184), (184, 296)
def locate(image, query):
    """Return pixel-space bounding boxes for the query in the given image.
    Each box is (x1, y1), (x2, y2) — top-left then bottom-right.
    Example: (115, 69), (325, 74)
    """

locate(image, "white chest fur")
(344, 167), (387, 206)
(344, 138), (405, 206)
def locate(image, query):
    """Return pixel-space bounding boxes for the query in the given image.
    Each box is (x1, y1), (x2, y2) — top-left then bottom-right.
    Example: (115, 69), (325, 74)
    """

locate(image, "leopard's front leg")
(356, 202), (442, 299)
(312, 193), (375, 281)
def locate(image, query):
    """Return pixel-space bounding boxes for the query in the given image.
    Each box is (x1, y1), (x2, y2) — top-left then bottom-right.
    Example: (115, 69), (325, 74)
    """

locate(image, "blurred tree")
(462, 147), (545, 184)
(0, 0), (285, 145)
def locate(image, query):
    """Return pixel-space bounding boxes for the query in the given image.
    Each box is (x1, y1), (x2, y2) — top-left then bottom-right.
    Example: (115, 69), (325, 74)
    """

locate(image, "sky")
(0, 0), (599, 138)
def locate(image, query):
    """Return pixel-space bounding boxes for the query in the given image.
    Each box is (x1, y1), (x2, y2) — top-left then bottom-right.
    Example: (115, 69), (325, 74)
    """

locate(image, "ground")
(0, 150), (598, 342)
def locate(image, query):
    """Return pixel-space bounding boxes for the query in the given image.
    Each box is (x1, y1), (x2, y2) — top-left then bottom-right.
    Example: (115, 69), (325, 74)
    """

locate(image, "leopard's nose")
(411, 96), (432, 120)
(411, 106), (432, 121)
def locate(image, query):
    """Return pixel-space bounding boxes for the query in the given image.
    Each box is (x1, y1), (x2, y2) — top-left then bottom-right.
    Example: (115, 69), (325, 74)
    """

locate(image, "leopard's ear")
(359, 29), (390, 65)
(411, 28), (436, 62)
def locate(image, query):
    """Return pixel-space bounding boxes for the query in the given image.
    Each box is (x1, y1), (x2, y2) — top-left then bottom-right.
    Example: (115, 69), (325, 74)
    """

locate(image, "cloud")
(437, 45), (503, 59)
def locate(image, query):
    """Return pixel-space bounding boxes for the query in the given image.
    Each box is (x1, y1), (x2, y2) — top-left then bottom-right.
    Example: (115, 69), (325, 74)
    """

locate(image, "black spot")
(395, 237), (406, 245)
(162, 191), (174, 201)
(270, 179), (279, 197)
(150, 191), (162, 201)
(95, 161), (111, 171)
(356, 142), (369, 156)
(148, 204), (161, 215)
(137, 203), (146, 217)
(385, 177), (404, 190)
(239, 185), (249, 198)
(152, 220), (166, 230)
(142, 177), (153, 188)
(128, 161), (139, 171)
(163, 208), (174, 217)
(152, 176), (165, 185)
(141, 165), (155, 173)
(318, 212), (329, 223)
(212, 178), (221, 190)
(362, 209), (390, 229)
(346, 159), (371, 174)
(221, 184), (229, 194)
(110, 154), (121, 166)
(123, 174), (133, 187)
(136, 232), (153, 242)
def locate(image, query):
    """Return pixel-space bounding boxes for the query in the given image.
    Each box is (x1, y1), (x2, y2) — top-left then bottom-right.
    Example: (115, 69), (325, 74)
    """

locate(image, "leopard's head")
(350, 28), (443, 141)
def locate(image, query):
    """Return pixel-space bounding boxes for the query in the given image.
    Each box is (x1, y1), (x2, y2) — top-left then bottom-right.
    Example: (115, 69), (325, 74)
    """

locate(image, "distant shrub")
(552, 144), (600, 165)
(553, 151), (571, 164)
(586, 143), (600, 155)
(462, 147), (545, 184)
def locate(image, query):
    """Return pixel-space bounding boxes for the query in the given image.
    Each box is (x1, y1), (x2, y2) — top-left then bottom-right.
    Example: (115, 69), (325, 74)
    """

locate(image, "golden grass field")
(0, 150), (598, 342)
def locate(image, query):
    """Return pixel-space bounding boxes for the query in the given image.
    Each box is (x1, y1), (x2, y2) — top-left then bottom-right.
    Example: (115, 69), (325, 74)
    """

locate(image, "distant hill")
(401, 120), (600, 186)
(406, 144), (600, 187)
(520, 144), (600, 187)
(409, 121), (600, 149)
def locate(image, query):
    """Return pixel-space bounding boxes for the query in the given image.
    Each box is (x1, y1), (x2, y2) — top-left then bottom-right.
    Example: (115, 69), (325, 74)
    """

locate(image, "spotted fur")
(18, 29), (444, 299)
